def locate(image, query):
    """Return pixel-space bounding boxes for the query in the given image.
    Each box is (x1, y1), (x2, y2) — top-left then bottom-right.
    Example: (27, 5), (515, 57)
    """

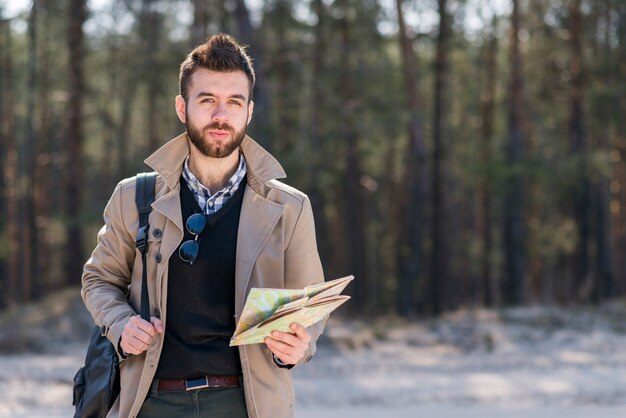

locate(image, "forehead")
(188, 68), (250, 99)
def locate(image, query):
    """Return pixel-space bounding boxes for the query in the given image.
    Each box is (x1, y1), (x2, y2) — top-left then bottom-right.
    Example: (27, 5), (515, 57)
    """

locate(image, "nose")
(212, 103), (228, 123)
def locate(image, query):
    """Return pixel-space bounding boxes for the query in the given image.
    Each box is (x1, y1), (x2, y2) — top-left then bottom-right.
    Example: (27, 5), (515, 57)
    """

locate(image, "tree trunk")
(431, 0), (451, 314)
(504, 0), (527, 304)
(190, 0), (208, 46)
(141, 0), (162, 153)
(116, 62), (137, 180)
(100, 37), (118, 197)
(395, 0), (427, 317)
(339, 0), (366, 312)
(0, 12), (4, 303)
(233, 0), (273, 150)
(22, 0), (39, 301)
(609, 0), (626, 296)
(35, 1), (51, 296)
(590, 0), (614, 300)
(190, 1), (229, 58)
(269, 0), (298, 154)
(0, 9), (3, 227)
(1, 15), (19, 308)
(65, 0), (87, 287)
(308, 0), (330, 270)
(568, 0), (591, 300)
(595, 172), (613, 299)
(478, 16), (498, 306)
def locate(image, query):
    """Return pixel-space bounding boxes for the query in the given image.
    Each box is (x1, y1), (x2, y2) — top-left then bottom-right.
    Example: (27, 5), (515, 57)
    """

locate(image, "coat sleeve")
(284, 195), (326, 367)
(81, 180), (137, 359)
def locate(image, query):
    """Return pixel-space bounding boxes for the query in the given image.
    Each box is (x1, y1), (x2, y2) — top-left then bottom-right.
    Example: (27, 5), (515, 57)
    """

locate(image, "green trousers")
(137, 380), (248, 418)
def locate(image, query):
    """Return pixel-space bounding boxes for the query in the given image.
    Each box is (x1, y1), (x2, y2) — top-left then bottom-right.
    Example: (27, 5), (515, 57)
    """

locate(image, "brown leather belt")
(157, 375), (241, 392)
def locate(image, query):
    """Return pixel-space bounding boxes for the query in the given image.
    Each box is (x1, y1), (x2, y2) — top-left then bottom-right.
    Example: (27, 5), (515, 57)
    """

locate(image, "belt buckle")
(185, 376), (209, 391)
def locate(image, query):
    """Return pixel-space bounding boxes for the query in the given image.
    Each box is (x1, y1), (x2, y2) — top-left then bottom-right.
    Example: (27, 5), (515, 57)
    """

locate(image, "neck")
(188, 146), (240, 194)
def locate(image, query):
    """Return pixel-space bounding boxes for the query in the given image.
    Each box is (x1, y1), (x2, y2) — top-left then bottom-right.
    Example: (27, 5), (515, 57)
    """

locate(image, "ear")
(175, 95), (187, 124)
(246, 100), (254, 126)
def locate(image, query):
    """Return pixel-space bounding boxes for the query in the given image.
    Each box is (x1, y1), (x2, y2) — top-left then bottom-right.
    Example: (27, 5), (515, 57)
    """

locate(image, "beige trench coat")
(82, 133), (325, 418)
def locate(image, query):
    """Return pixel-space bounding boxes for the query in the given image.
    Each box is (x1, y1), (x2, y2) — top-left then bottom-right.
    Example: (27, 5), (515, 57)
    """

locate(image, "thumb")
(151, 317), (164, 334)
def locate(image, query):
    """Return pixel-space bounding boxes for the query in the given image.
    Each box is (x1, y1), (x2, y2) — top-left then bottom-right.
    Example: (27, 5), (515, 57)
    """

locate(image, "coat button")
(155, 253), (162, 263)
(152, 228), (162, 238)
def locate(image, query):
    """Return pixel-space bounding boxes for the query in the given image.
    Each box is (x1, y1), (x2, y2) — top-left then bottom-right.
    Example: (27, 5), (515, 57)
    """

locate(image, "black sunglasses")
(179, 213), (207, 266)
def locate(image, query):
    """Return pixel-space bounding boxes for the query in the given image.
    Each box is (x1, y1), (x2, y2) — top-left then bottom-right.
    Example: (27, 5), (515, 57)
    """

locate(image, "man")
(81, 34), (325, 418)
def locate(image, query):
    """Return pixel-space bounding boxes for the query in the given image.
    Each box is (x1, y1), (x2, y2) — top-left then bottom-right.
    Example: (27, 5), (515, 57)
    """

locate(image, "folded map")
(230, 275), (354, 346)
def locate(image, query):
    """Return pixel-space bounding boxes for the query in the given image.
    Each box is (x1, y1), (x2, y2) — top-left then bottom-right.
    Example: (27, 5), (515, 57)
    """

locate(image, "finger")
(265, 340), (296, 364)
(123, 338), (145, 355)
(290, 323), (311, 343)
(265, 337), (294, 354)
(128, 336), (149, 352)
(122, 344), (138, 355)
(121, 317), (150, 353)
(131, 329), (154, 346)
(266, 337), (305, 361)
(124, 342), (142, 355)
(151, 317), (164, 334)
(269, 330), (289, 340)
(134, 318), (156, 337)
(120, 337), (134, 354)
(271, 330), (305, 349)
(126, 321), (154, 345)
(127, 316), (154, 338)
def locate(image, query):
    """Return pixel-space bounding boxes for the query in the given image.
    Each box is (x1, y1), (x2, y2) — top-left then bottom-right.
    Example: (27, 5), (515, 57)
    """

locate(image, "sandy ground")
(4, 347), (626, 418)
(295, 406), (626, 418)
(292, 306), (626, 417)
(1, 292), (626, 417)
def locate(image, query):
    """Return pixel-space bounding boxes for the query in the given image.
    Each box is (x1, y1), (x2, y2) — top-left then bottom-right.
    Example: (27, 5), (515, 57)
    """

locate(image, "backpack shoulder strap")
(134, 172), (157, 321)
(135, 172), (157, 250)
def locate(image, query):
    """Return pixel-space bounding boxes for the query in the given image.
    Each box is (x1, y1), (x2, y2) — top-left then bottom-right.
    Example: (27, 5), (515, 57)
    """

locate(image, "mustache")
(204, 122), (235, 133)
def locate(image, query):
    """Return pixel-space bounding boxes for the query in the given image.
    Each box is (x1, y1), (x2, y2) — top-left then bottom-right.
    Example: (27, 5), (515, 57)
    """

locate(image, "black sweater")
(155, 175), (246, 378)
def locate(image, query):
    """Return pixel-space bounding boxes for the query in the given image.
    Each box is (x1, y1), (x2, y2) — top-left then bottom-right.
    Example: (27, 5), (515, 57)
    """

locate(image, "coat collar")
(143, 133), (286, 193)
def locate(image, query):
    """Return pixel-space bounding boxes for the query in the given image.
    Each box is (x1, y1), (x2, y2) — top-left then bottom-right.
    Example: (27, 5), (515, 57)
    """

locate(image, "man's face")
(177, 68), (254, 158)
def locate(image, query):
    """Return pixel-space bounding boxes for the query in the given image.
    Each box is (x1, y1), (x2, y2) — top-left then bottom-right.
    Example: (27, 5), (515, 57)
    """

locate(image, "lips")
(205, 123), (234, 140)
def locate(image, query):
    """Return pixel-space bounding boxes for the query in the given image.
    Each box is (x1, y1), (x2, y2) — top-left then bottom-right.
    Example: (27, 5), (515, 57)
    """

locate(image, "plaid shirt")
(182, 154), (247, 215)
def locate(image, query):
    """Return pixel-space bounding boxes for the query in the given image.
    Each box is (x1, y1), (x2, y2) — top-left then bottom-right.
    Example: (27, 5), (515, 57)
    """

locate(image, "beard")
(186, 118), (246, 159)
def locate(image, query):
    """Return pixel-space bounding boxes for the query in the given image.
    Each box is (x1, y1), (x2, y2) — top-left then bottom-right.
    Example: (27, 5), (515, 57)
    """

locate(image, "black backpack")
(72, 172), (157, 418)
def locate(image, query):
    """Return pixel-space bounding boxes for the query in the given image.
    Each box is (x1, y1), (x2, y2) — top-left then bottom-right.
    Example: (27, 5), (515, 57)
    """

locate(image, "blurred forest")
(0, 0), (625, 317)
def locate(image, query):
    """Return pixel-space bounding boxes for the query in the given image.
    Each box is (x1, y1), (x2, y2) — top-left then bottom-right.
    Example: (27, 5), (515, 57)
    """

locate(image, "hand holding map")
(230, 276), (353, 346)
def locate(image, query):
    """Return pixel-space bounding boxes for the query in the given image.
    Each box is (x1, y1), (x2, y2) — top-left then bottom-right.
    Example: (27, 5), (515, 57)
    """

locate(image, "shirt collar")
(182, 152), (247, 197)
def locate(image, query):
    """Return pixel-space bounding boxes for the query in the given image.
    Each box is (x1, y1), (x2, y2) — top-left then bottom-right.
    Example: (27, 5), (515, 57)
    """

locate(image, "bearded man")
(81, 33), (325, 418)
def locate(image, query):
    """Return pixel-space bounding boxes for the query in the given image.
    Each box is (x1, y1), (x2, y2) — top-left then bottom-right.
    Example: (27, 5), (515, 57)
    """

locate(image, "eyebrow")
(196, 92), (247, 101)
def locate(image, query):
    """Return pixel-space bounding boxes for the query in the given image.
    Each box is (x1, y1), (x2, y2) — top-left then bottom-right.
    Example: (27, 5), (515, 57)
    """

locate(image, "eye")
(229, 100), (242, 106)
(200, 98), (215, 103)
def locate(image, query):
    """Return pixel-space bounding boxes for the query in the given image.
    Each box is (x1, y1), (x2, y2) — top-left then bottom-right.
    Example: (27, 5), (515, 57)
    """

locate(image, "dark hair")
(179, 33), (255, 102)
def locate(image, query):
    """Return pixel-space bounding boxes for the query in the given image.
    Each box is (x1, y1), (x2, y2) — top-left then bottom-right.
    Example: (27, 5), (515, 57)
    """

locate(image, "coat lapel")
(152, 184), (184, 235)
(234, 186), (284, 318)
